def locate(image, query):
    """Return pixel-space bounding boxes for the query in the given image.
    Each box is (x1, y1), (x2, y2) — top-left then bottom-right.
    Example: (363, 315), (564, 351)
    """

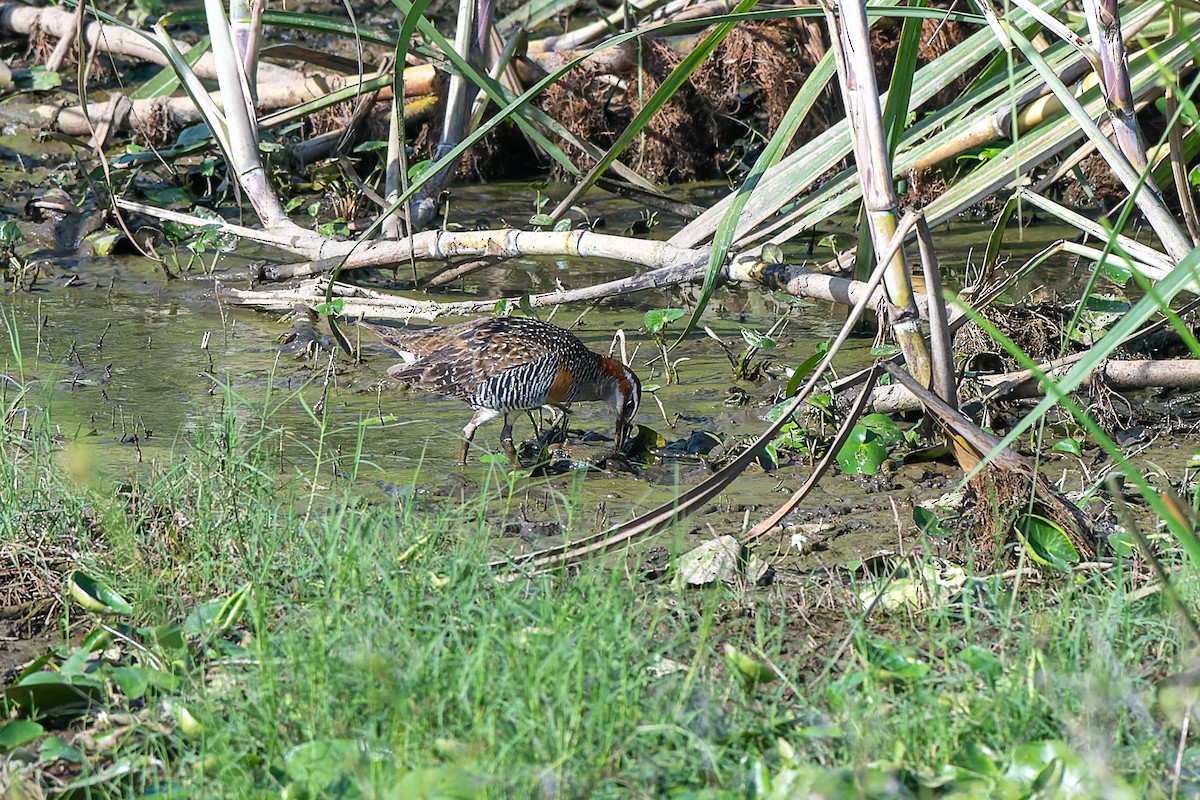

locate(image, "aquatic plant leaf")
(86, 231), (123, 257)
(912, 506), (947, 537)
(765, 400), (797, 423)
(627, 424), (667, 460)
(38, 736), (84, 765)
(1005, 740), (1137, 798)
(858, 638), (929, 683)
(757, 441), (780, 471)
(785, 342), (829, 398)
(1052, 438), (1082, 456)
(68, 571), (134, 616)
(1016, 514), (1079, 571)
(859, 413), (906, 447)
(4, 672), (105, 719)
(1100, 258), (1133, 284)
(836, 425), (888, 476)
(953, 740), (1002, 778)
(643, 308), (685, 334)
(109, 666), (178, 700)
(0, 720), (44, 751)
(12, 67), (62, 92)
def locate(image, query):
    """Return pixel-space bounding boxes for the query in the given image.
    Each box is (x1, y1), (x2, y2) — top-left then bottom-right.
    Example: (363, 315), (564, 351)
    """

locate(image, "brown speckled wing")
(386, 343), (482, 401)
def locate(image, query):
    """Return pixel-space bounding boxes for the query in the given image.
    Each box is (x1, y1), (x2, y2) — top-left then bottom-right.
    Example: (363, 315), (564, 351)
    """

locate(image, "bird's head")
(599, 357), (641, 452)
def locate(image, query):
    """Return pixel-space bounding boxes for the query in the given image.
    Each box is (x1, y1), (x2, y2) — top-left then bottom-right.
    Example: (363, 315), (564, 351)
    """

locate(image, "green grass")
(1, 368), (1196, 798)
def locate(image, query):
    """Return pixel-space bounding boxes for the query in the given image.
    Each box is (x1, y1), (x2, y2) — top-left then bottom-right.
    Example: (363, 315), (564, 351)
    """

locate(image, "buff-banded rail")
(360, 317), (641, 464)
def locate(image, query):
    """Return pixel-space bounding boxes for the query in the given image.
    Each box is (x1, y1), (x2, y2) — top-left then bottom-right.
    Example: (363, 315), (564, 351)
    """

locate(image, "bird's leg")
(525, 410), (541, 438)
(532, 405), (568, 449)
(500, 413), (518, 466)
(556, 405), (570, 445)
(459, 408), (500, 464)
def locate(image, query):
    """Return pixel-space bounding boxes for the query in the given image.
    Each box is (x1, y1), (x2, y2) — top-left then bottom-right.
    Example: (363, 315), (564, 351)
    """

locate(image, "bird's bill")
(614, 417), (633, 452)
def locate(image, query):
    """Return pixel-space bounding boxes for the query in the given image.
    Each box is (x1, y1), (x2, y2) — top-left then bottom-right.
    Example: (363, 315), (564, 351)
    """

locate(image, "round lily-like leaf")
(1052, 438), (1083, 457)
(68, 571), (133, 616)
(859, 413), (906, 447)
(4, 672), (105, 720)
(836, 425), (888, 476)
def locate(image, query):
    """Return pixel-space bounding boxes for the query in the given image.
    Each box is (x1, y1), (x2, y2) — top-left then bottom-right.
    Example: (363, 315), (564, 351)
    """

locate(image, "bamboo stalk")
(1083, 0), (1156, 184)
(200, 0), (292, 231)
(993, 12), (1193, 262)
(914, 214), (956, 407)
(825, 0), (931, 386)
(408, 0), (480, 231)
(1164, 6), (1200, 244)
(228, 0), (263, 101)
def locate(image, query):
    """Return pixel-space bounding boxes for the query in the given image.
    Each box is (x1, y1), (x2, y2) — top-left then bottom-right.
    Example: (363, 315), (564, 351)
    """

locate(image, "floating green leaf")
(3, 672), (105, 720)
(39, 736), (84, 764)
(1052, 438), (1082, 456)
(859, 413), (906, 448)
(836, 424), (889, 476)
(109, 666), (178, 699)
(12, 67), (62, 92)
(913, 506), (948, 537)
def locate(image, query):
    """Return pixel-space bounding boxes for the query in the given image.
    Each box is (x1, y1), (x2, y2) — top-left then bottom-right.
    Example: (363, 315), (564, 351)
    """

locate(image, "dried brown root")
(964, 465), (1096, 565)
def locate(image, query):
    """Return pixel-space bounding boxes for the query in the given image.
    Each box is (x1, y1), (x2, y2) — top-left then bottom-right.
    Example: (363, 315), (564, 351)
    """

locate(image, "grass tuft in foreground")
(1, 368), (1196, 798)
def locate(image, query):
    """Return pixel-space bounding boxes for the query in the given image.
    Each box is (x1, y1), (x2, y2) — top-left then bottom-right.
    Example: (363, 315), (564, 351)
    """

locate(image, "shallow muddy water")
(2, 181), (1176, 567)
